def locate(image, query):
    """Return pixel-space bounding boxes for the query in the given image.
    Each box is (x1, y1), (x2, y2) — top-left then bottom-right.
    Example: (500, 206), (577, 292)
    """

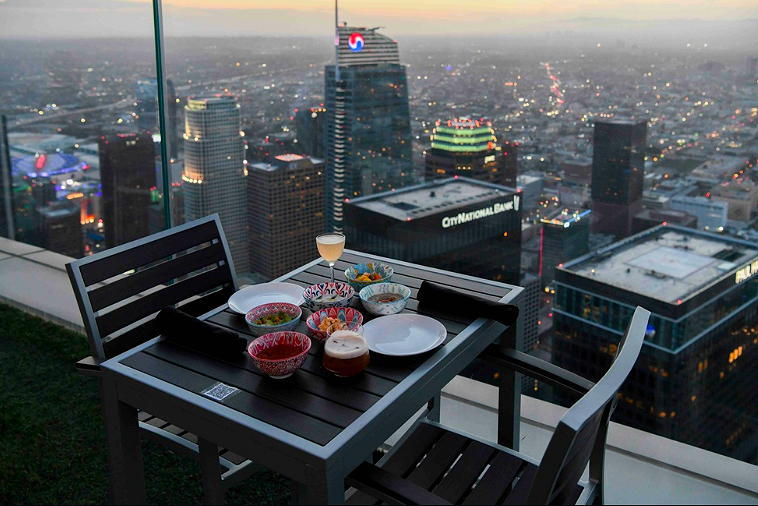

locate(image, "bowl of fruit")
(344, 262), (394, 291)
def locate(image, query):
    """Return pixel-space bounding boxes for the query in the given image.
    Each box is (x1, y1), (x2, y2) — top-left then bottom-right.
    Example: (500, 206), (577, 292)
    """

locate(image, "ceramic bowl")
(247, 331), (311, 379)
(244, 302), (302, 337)
(302, 281), (354, 311)
(305, 307), (364, 342)
(344, 262), (394, 291)
(359, 283), (411, 316)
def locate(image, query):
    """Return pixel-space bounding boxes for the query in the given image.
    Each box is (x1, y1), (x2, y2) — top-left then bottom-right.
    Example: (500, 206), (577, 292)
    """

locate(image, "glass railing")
(1, 0), (756, 471)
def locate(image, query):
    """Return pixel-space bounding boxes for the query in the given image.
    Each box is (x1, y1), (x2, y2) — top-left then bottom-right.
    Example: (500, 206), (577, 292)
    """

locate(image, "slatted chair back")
(66, 214), (238, 361)
(527, 306), (650, 505)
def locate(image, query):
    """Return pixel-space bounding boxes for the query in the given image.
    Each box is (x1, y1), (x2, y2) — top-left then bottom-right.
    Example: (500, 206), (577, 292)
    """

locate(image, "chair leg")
(198, 437), (225, 505)
(427, 393), (441, 422)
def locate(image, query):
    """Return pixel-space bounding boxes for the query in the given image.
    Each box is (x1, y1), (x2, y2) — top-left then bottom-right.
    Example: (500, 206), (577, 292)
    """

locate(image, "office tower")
(539, 208), (591, 286)
(344, 177), (522, 285)
(670, 195), (728, 231)
(247, 154), (325, 279)
(30, 177), (57, 207)
(325, 25), (413, 231)
(295, 106), (326, 159)
(183, 96), (249, 274)
(519, 272), (541, 353)
(249, 131), (298, 163)
(38, 201), (82, 257)
(501, 140), (520, 188)
(99, 133), (156, 248)
(632, 208), (696, 234)
(135, 78), (178, 158)
(517, 173), (544, 211)
(711, 178), (758, 222)
(552, 225), (758, 462)
(0, 115), (13, 239)
(746, 56), (757, 79)
(591, 119), (647, 239)
(424, 118), (510, 186)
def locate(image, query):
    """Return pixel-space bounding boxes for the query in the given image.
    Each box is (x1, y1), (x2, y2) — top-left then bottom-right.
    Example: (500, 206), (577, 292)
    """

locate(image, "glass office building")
(247, 154), (325, 280)
(325, 26), (413, 232)
(553, 225), (758, 463)
(98, 132), (156, 249)
(182, 96), (249, 274)
(343, 177), (522, 285)
(539, 208), (591, 286)
(591, 119), (648, 239)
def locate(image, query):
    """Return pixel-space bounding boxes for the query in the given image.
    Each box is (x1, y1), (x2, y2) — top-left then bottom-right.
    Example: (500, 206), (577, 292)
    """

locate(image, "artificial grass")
(0, 303), (291, 505)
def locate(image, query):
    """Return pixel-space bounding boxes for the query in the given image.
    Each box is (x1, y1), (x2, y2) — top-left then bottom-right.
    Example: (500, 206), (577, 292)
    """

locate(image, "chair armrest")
(482, 345), (594, 396)
(75, 355), (103, 377)
(346, 462), (451, 505)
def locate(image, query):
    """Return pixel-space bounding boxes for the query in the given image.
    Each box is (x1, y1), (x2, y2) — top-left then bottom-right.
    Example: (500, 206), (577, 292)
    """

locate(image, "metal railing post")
(498, 324), (521, 450)
(152, 0), (172, 230)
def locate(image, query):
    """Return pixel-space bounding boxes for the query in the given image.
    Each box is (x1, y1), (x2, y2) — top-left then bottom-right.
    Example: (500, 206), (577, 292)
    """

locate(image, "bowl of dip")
(358, 283), (411, 316)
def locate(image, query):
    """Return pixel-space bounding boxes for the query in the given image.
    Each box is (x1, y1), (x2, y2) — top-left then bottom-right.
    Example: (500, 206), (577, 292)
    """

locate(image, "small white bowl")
(359, 283), (411, 316)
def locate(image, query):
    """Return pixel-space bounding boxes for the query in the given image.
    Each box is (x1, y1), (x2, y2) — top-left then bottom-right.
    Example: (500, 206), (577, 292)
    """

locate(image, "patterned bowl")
(244, 302), (302, 337)
(305, 307), (364, 342)
(359, 283), (411, 316)
(344, 262), (394, 291)
(247, 331), (311, 379)
(302, 281), (355, 311)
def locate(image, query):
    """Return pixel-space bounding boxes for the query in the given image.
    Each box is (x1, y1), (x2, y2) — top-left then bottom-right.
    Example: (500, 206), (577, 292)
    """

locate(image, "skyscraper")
(501, 140), (520, 188)
(183, 96), (249, 274)
(247, 154), (325, 279)
(591, 119), (647, 239)
(135, 78), (179, 158)
(38, 201), (82, 258)
(344, 177), (522, 285)
(539, 208), (591, 286)
(424, 118), (511, 186)
(552, 225), (757, 462)
(98, 133), (156, 248)
(295, 106), (326, 159)
(325, 25), (413, 231)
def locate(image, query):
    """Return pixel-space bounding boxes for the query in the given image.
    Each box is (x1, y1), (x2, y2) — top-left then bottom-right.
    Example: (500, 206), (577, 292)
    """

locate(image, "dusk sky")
(0, 0), (756, 43)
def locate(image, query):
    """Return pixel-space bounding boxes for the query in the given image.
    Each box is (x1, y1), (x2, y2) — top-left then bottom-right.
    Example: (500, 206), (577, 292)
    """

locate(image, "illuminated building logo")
(735, 259), (758, 284)
(348, 32), (365, 52)
(441, 199), (518, 229)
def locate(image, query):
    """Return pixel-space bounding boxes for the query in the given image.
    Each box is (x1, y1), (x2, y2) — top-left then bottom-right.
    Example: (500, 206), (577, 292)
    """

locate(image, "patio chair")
(66, 214), (258, 504)
(346, 306), (651, 505)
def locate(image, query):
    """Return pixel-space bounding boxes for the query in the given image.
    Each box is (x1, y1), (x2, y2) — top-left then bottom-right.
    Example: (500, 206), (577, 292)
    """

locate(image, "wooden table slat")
(121, 352), (342, 446)
(145, 341), (366, 428)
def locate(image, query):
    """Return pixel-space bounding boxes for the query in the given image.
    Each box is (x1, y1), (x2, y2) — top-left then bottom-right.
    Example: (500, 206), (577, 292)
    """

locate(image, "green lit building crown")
(430, 118), (497, 153)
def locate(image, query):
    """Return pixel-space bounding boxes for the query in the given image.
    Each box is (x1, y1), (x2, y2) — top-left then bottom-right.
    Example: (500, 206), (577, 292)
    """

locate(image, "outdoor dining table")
(99, 250), (522, 504)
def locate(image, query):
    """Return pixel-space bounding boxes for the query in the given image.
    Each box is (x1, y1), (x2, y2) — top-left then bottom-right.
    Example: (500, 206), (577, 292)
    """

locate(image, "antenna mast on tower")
(334, 0), (340, 82)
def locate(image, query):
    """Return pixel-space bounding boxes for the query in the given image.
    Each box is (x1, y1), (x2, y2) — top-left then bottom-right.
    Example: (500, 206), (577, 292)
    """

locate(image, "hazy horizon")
(0, 0), (756, 49)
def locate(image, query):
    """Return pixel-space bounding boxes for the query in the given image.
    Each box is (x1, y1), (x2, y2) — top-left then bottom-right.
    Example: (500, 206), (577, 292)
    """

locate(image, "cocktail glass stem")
(329, 262), (335, 283)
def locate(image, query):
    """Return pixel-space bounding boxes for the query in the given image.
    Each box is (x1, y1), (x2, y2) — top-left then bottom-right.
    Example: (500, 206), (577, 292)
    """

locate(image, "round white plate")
(227, 282), (305, 314)
(361, 314), (447, 356)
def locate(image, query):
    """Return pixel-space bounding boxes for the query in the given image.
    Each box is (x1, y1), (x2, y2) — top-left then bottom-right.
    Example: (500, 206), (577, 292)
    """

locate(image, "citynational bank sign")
(441, 195), (520, 229)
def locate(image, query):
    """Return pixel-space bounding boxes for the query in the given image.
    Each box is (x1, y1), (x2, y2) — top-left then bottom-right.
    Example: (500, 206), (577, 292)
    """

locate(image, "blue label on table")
(202, 382), (239, 402)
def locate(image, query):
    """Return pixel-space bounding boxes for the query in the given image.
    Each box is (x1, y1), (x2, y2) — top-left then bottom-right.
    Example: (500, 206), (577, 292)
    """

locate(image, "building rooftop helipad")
(562, 227), (758, 304)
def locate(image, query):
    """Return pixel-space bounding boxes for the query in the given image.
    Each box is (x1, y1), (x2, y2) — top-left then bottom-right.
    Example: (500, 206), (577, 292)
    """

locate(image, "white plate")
(361, 314), (447, 356)
(227, 282), (305, 314)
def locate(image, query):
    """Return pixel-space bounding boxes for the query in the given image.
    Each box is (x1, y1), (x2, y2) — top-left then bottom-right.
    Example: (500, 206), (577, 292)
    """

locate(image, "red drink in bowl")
(323, 330), (370, 377)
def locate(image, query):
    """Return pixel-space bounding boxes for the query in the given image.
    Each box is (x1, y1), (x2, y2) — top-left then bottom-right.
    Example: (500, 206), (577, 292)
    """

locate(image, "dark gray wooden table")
(99, 250), (522, 504)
